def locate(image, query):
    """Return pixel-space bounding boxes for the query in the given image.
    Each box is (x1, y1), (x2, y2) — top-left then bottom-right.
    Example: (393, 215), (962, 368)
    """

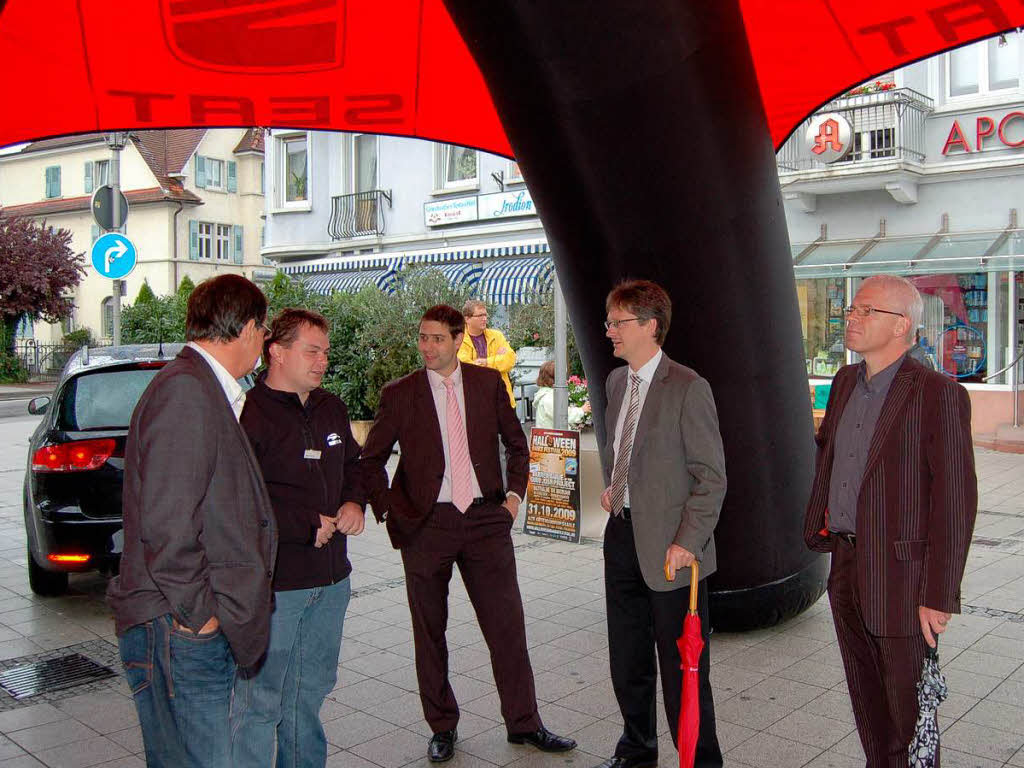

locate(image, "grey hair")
(858, 275), (923, 341)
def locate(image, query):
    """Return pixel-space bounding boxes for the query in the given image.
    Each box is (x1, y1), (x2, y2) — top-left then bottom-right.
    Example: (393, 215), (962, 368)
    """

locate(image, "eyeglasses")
(470, 313), (488, 319)
(604, 317), (640, 330)
(844, 305), (904, 319)
(260, 322), (272, 335)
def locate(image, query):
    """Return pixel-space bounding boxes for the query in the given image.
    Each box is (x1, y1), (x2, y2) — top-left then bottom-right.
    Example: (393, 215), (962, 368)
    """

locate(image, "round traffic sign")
(91, 184), (129, 230)
(91, 233), (138, 280)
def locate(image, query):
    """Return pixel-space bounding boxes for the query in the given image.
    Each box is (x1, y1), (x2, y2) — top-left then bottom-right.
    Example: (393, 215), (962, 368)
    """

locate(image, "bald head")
(857, 275), (923, 342)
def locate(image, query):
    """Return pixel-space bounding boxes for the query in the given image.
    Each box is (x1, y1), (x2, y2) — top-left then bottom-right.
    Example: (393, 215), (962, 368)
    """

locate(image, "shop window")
(947, 33), (1020, 99)
(907, 273), (992, 382)
(797, 278), (847, 377)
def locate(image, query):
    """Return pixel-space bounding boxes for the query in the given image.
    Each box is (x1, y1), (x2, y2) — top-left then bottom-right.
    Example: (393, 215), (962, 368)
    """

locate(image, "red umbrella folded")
(676, 562), (703, 768)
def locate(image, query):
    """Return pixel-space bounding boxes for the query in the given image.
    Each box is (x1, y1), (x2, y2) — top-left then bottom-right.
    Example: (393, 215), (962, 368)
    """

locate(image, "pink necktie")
(444, 377), (474, 513)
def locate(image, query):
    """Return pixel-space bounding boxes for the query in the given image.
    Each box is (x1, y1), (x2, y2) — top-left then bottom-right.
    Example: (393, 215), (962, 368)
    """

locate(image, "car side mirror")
(27, 396), (50, 415)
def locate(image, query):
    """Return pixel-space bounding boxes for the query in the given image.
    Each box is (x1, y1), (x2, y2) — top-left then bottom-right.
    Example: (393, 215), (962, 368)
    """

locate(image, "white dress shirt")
(187, 342), (246, 422)
(612, 348), (663, 507)
(427, 363), (484, 505)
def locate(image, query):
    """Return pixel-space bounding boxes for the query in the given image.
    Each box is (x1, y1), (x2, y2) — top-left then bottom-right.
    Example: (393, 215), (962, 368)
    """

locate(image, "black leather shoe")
(428, 729), (457, 762)
(592, 756), (658, 768)
(507, 726), (576, 752)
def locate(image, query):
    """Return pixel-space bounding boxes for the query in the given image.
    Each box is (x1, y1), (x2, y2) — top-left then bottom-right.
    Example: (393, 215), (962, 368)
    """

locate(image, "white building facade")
(262, 131), (553, 308)
(0, 128), (267, 343)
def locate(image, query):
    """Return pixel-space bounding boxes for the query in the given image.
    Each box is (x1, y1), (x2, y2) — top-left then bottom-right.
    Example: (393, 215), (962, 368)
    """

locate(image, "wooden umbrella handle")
(688, 561), (700, 614)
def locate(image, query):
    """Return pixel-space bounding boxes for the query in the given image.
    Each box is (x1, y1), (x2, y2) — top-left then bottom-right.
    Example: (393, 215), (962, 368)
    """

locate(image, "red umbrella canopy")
(1, 0), (1021, 153)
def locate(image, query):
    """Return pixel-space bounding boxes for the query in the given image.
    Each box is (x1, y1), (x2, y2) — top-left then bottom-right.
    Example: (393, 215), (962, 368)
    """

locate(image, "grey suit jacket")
(108, 347), (278, 668)
(603, 353), (726, 592)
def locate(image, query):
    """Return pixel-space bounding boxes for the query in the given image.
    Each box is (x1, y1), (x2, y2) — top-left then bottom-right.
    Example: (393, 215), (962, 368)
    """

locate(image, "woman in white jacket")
(532, 361), (590, 429)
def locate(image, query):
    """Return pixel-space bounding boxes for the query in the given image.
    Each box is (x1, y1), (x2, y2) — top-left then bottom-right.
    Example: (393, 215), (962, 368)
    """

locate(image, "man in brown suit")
(804, 274), (977, 768)
(358, 305), (575, 763)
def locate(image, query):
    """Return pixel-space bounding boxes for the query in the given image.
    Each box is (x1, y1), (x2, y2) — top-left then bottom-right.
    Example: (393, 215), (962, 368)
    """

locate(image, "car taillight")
(48, 554), (90, 564)
(32, 439), (116, 472)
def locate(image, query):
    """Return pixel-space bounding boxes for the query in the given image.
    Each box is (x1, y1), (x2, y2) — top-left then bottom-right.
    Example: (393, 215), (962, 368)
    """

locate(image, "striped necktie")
(609, 374), (642, 515)
(443, 377), (474, 513)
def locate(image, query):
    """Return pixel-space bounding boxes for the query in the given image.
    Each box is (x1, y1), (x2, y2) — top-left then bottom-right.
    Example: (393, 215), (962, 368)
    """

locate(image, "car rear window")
(58, 367), (163, 430)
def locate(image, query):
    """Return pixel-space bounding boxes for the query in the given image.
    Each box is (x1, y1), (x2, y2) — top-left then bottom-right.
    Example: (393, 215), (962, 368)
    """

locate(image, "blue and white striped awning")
(279, 240), (550, 276)
(303, 268), (399, 295)
(477, 257), (555, 304)
(403, 240), (549, 266)
(283, 254), (399, 276)
(413, 261), (484, 291)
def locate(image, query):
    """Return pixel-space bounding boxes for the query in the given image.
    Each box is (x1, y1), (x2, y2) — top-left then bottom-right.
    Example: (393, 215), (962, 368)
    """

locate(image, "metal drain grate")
(0, 653), (116, 700)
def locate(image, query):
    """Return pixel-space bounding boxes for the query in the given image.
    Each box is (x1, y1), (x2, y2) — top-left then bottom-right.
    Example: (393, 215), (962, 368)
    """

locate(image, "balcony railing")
(777, 88), (934, 173)
(328, 190), (392, 239)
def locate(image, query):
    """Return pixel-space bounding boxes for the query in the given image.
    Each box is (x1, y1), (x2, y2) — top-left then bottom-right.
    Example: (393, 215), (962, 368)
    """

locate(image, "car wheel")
(27, 547), (69, 597)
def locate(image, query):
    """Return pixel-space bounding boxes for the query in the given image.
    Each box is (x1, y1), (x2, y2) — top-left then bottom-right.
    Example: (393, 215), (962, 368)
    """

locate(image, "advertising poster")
(524, 428), (582, 543)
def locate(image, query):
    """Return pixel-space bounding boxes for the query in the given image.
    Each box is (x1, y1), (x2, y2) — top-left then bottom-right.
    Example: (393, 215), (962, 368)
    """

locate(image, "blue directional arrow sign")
(91, 233), (137, 280)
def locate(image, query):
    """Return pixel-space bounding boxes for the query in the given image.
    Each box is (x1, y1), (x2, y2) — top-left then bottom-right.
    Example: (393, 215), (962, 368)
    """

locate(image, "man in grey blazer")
(594, 280), (726, 768)
(108, 275), (277, 768)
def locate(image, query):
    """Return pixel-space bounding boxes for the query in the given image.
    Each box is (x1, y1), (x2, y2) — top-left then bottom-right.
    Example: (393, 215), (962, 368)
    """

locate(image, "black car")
(23, 343), (184, 596)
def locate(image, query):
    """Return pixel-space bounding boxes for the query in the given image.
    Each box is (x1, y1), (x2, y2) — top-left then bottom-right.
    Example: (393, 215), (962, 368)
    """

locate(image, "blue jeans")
(119, 614), (235, 768)
(231, 578), (351, 768)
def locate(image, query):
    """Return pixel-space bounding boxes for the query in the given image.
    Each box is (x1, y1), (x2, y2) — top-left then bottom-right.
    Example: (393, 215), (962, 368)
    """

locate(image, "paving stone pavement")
(1, 412), (1023, 767)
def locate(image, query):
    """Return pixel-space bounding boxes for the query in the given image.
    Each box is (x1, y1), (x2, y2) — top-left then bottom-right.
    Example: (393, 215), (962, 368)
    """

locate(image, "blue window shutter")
(84, 162), (94, 194)
(227, 161), (237, 192)
(232, 225), (243, 264)
(91, 225), (99, 244)
(45, 166), (61, 198)
(195, 156), (206, 188)
(189, 220), (199, 260)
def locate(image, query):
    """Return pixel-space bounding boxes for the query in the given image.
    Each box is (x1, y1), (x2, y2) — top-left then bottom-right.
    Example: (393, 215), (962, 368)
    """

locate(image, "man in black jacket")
(108, 275), (276, 768)
(230, 308), (364, 768)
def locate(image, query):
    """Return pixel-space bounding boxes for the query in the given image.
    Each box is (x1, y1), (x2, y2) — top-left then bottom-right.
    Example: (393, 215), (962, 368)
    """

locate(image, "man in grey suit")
(108, 275), (277, 768)
(594, 279), (726, 768)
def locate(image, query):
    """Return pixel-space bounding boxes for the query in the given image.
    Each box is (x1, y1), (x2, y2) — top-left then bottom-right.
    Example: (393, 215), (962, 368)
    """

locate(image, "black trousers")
(604, 513), (722, 768)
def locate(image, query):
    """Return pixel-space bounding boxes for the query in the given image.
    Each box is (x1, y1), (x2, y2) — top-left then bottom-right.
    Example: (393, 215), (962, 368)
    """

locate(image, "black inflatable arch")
(445, 0), (827, 629)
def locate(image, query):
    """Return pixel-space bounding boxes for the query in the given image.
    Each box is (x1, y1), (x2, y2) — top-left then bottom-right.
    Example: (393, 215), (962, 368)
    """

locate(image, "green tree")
(507, 293), (584, 376)
(121, 277), (195, 344)
(134, 281), (157, 305)
(354, 267), (472, 414)
(320, 289), (374, 419)
(263, 272), (323, 320)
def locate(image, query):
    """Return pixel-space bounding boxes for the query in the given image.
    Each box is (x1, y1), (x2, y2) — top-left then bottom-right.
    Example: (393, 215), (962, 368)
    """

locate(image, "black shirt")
(241, 373), (363, 591)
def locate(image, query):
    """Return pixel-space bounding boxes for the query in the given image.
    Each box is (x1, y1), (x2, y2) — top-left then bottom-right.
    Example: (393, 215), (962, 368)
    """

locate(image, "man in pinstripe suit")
(804, 275), (977, 768)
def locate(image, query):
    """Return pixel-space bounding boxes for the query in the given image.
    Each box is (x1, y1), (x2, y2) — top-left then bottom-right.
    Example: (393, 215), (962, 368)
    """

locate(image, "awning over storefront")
(303, 268), (399, 295)
(282, 255), (398, 276)
(279, 240), (549, 276)
(402, 241), (549, 265)
(420, 261), (484, 291)
(794, 230), (1024, 280)
(477, 257), (555, 304)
